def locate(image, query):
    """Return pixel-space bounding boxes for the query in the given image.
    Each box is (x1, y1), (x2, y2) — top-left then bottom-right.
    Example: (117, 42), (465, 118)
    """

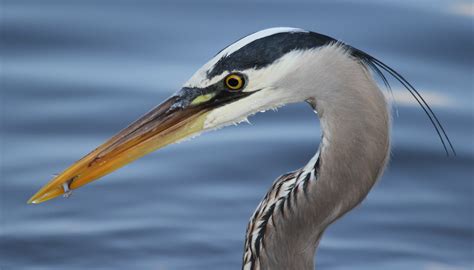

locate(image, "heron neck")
(306, 76), (391, 266)
(243, 63), (390, 270)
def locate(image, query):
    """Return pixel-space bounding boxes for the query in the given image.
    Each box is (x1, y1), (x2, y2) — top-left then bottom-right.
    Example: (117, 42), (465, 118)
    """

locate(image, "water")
(1, 0), (473, 269)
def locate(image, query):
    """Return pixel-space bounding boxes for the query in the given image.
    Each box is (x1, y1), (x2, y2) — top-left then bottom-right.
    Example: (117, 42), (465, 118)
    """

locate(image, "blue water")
(1, 0), (473, 269)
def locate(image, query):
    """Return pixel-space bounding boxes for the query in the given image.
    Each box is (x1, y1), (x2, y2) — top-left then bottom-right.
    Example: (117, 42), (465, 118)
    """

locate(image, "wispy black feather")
(350, 47), (456, 156)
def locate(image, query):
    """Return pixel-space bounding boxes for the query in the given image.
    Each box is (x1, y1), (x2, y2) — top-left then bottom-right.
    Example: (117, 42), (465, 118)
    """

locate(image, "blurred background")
(1, 0), (473, 269)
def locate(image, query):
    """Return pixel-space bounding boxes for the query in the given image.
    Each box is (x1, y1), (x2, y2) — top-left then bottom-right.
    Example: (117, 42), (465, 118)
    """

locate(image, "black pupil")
(228, 77), (240, 88)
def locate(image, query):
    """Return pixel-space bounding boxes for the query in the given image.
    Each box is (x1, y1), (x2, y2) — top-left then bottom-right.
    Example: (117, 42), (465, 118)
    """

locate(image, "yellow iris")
(225, 74), (245, 91)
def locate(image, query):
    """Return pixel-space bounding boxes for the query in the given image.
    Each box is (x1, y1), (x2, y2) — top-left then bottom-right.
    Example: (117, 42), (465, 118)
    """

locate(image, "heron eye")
(224, 73), (245, 91)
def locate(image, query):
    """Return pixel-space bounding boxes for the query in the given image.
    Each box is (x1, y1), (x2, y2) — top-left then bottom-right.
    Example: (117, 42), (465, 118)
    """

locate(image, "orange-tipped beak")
(27, 95), (210, 204)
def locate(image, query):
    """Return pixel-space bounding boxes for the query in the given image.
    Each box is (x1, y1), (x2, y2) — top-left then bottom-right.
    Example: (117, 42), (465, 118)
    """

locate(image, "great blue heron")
(28, 27), (454, 269)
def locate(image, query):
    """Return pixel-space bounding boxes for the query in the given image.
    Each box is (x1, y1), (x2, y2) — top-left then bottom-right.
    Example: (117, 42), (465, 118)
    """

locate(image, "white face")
(181, 28), (318, 131)
(198, 50), (315, 130)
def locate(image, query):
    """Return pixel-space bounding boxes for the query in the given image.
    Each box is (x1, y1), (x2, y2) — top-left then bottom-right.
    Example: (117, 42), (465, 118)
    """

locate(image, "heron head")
(28, 27), (336, 204)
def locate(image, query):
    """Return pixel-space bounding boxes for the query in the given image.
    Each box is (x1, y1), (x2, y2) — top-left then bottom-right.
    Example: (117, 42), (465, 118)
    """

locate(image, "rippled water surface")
(1, 0), (473, 269)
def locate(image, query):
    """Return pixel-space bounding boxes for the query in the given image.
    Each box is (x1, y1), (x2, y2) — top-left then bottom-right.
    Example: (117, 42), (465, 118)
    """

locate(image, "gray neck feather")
(243, 49), (390, 270)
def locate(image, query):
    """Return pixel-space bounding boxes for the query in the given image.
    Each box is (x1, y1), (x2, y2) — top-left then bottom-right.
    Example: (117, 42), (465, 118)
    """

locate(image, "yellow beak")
(27, 95), (210, 204)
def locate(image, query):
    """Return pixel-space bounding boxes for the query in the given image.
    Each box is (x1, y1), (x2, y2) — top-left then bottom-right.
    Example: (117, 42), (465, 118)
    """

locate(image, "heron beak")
(27, 94), (210, 204)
